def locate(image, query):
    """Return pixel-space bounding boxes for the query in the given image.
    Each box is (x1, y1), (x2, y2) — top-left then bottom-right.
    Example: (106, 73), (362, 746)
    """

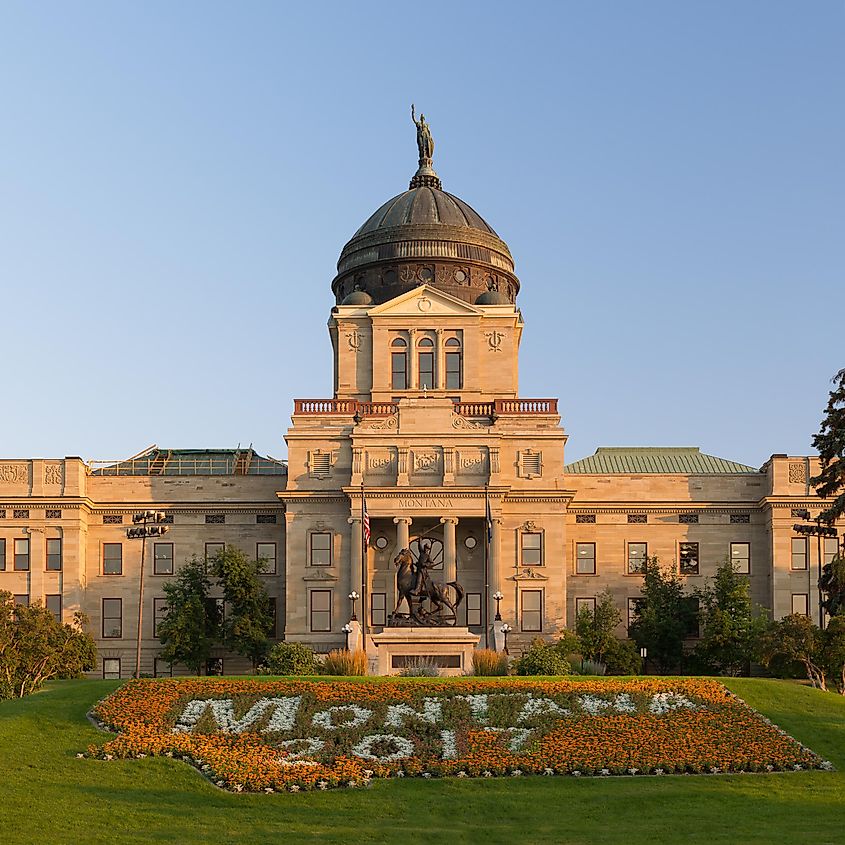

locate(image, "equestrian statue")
(390, 540), (464, 626)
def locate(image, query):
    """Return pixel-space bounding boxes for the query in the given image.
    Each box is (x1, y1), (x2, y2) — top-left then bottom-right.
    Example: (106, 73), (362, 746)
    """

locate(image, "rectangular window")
(214, 597), (225, 626)
(46, 594), (62, 622)
(391, 352), (407, 390)
(627, 597), (642, 631)
(153, 597), (168, 638)
(731, 542), (751, 575)
(445, 352), (462, 389)
(267, 597), (277, 638)
(154, 658), (172, 678)
(14, 594), (29, 607)
(575, 596), (597, 618)
(46, 538), (62, 571)
(205, 542), (224, 572)
(14, 538), (30, 571)
(103, 543), (123, 575)
(310, 589), (332, 632)
(206, 658), (224, 676)
(0, 538), (5, 571)
(521, 532), (543, 566)
(257, 542), (277, 575)
(102, 658), (121, 680)
(679, 542), (699, 575)
(824, 537), (839, 565)
(370, 592), (387, 627)
(791, 538), (808, 571)
(685, 597), (700, 638)
(791, 593), (809, 616)
(418, 351), (434, 389)
(310, 532), (332, 566)
(520, 590), (543, 632)
(466, 593), (482, 627)
(575, 542), (596, 575)
(153, 542), (174, 575)
(627, 542), (647, 574)
(102, 598), (122, 638)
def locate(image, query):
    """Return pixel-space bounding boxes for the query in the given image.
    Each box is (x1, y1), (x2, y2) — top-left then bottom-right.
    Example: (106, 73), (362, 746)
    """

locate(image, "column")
(393, 517), (412, 614)
(348, 517), (362, 608)
(440, 517), (458, 583)
(488, 518), (502, 647)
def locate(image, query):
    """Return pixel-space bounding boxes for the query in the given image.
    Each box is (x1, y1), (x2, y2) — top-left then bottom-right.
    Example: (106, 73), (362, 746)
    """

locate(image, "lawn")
(0, 677), (843, 845)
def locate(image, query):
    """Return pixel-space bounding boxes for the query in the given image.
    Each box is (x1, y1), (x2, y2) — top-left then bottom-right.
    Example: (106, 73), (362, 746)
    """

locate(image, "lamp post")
(341, 623), (353, 650)
(500, 623), (511, 655)
(348, 591), (360, 621)
(639, 646), (648, 675)
(793, 510), (838, 629)
(127, 510), (169, 679)
(493, 590), (503, 621)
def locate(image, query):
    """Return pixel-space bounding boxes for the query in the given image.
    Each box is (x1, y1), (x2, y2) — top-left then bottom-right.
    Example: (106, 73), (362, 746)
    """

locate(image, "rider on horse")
(413, 540), (436, 596)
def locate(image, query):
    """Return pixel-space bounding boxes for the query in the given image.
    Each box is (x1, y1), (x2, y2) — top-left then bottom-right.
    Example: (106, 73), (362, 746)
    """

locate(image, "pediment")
(368, 285), (483, 318)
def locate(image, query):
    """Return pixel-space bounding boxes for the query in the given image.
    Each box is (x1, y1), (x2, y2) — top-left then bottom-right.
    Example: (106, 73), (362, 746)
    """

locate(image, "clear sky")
(0, 1), (842, 466)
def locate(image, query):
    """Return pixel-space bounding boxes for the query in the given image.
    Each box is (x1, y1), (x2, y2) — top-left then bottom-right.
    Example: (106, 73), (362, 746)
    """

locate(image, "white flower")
(264, 787), (275, 794)
(216, 781), (225, 788)
(137, 753), (147, 759)
(75, 753), (85, 759)
(456, 694), (490, 724)
(820, 761), (834, 771)
(457, 771), (468, 778)
(649, 693), (698, 715)
(765, 765), (774, 772)
(312, 704), (373, 731)
(289, 785), (300, 793)
(710, 767), (720, 774)
(578, 695), (611, 716)
(233, 783), (244, 792)
(422, 772), (432, 779)
(518, 697), (570, 722)
(396, 770), (405, 778)
(793, 764), (803, 771)
(482, 770), (493, 777)
(351, 734), (414, 763)
(612, 693), (637, 713)
(103, 754), (113, 761)
(317, 780), (329, 790)
(347, 780), (358, 788)
(543, 768), (555, 776)
(600, 768), (610, 776)
(385, 698), (442, 729)
(440, 730), (458, 760)
(510, 769), (523, 777)
(628, 768), (639, 775)
(277, 737), (324, 764)
(363, 769), (374, 778)
(654, 768), (665, 775)
(571, 770), (581, 777)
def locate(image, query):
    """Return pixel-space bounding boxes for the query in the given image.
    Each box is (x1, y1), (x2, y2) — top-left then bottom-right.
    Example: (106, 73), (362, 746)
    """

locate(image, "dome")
(331, 114), (520, 307)
(475, 289), (511, 305)
(341, 286), (374, 306)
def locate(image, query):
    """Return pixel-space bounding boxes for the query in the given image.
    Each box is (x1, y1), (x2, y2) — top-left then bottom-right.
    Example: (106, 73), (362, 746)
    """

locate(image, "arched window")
(445, 337), (462, 389)
(418, 337), (434, 389)
(391, 337), (407, 389)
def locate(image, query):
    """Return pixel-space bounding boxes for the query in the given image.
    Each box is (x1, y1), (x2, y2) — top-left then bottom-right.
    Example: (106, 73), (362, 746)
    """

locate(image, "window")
(14, 538), (30, 571)
(206, 658), (224, 676)
(102, 658), (121, 679)
(731, 542), (751, 574)
(520, 590), (543, 632)
(205, 543), (224, 569)
(0, 539), (5, 571)
(257, 514), (277, 524)
(575, 596), (597, 618)
(791, 538), (808, 571)
(154, 658), (172, 678)
(267, 597), (278, 638)
(679, 513), (699, 524)
(370, 592), (387, 627)
(103, 543), (122, 575)
(418, 338), (434, 389)
(13, 509), (29, 519)
(14, 594), (29, 607)
(46, 594), (62, 622)
(103, 514), (123, 525)
(521, 532), (542, 566)
(575, 542), (596, 575)
(310, 532), (332, 566)
(375, 536), (389, 550)
(627, 542), (647, 575)
(791, 594), (809, 616)
(627, 597), (642, 631)
(627, 514), (647, 524)
(730, 514), (751, 524)
(575, 514), (596, 524)
(465, 593), (482, 627)
(391, 338), (407, 390)
(824, 537), (839, 565)
(153, 598), (168, 638)
(45, 538), (62, 571)
(310, 590), (332, 632)
(679, 542), (699, 575)
(214, 597), (225, 626)
(257, 543), (277, 575)
(205, 514), (225, 524)
(685, 597), (700, 638)
(445, 337), (462, 389)
(153, 542), (174, 575)
(102, 598), (122, 638)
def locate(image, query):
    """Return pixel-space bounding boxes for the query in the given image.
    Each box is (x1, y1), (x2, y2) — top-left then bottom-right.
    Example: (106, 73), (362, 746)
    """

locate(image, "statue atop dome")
(409, 104), (441, 190)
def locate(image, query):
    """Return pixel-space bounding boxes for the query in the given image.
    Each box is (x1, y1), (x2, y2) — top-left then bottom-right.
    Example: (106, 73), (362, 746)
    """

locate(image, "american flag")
(362, 493), (371, 546)
(485, 489), (493, 545)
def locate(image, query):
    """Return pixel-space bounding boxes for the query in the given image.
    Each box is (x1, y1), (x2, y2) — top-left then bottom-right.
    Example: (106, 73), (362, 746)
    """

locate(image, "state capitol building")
(1, 119), (840, 677)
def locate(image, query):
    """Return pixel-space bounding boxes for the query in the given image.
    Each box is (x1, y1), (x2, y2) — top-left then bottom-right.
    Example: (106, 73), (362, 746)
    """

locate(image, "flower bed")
(87, 678), (827, 792)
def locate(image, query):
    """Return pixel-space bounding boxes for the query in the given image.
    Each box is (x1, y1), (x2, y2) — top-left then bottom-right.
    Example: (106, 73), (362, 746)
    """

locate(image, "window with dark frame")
(153, 597), (168, 638)
(267, 597), (277, 638)
(14, 538), (30, 571)
(627, 597), (642, 631)
(730, 542), (751, 574)
(679, 542), (700, 575)
(575, 596), (597, 618)
(102, 598), (122, 638)
(627, 542), (647, 575)
(370, 592), (387, 627)
(575, 542), (596, 575)
(824, 537), (839, 565)
(520, 590), (543, 632)
(205, 543), (224, 571)
(310, 590), (332, 632)
(445, 337), (462, 389)
(102, 658), (121, 680)
(791, 593), (809, 616)
(46, 538), (62, 571)
(154, 658), (172, 678)
(791, 538), (808, 571)
(391, 338), (408, 390)
(14, 594), (29, 607)
(45, 594), (62, 622)
(520, 532), (542, 566)
(310, 532), (332, 566)
(206, 658), (224, 676)
(153, 542), (174, 575)
(102, 543), (123, 575)
(465, 593), (482, 627)
(257, 542), (277, 575)
(418, 337), (435, 389)
(0, 538), (5, 571)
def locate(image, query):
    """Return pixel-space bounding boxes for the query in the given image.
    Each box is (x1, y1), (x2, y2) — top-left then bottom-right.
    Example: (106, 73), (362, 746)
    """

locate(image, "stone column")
(440, 517), (458, 583)
(488, 518), (502, 645)
(393, 517), (412, 614)
(348, 517), (362, 613)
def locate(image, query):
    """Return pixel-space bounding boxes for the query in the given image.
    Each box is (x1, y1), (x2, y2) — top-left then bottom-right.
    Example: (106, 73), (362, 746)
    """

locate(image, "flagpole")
(483, 483), (490, 649)
(361, 481), (368, 643)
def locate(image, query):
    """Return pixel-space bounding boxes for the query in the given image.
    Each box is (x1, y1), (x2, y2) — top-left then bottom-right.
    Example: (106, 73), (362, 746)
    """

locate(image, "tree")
(819, 553), (845, 618)
(811, 367), (845, 524)
(821, 615), (845, 695)
(759, 614), (827, 691)
(693, 559), (768, 676)
(208, 546), (272, 668)
(0, 592), (96, 699)
(575, 590), (622, 665)
(158, 557), (220, 675)
(628, 557), (698, 672)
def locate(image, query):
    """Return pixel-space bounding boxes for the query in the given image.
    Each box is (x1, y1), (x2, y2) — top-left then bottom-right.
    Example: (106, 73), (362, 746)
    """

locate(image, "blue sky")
(0, 1), (842, 466)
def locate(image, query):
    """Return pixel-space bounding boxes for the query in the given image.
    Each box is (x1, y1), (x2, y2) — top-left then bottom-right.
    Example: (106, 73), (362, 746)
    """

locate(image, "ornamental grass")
(321, 649), (368, 676)
(472, 649), (509, 676)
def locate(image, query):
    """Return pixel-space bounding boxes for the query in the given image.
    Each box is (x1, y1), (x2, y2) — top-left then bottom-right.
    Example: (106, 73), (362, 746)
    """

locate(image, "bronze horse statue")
(390, 547), (464, 626)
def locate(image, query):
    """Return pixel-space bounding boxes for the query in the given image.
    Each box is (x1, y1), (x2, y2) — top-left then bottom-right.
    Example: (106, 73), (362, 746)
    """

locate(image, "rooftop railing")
(293, 398), (558, 418)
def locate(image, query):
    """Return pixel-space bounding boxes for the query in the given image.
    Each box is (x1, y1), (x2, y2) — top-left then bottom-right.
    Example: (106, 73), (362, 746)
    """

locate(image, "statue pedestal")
(369, 627), (480, 676)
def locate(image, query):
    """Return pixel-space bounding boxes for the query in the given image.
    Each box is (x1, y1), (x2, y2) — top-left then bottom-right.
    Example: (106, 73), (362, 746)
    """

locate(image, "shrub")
(398, 657), (440, 677)
(604, 638), (642, 675)
(322, 648), (368, 676)
(513, 638), (570, 676)
(262, 641), (316, 676)
(471, 649), (509, 676)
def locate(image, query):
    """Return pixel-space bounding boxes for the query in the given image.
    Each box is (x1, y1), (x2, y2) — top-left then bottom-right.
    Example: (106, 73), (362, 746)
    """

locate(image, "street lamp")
(493, 591), (504, 621)
(348, 591), (360, 621)
(127, 511), (169, 679)
(500, 623), (512, 655)
(341, 623), (353, 650)
(793, 510), (838, 629)
(639, 646), (648, 675)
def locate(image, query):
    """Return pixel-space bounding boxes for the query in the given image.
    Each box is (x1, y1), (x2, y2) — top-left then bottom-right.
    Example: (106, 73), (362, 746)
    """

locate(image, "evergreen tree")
(208, 546), (272, 668)
(158, 557), (219, 675)
(811, 367), (845, 524)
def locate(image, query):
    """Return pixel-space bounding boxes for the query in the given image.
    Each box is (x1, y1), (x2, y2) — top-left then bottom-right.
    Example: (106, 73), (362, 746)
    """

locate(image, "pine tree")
(811, 367), (845, 524)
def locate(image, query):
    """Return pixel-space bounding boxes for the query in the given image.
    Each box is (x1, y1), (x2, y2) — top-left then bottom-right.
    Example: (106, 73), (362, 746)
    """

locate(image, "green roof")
(564, 447), (759, 475)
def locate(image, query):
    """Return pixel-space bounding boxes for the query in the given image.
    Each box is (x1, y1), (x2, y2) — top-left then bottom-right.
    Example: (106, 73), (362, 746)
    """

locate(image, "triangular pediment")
(368, 285), (484, 318)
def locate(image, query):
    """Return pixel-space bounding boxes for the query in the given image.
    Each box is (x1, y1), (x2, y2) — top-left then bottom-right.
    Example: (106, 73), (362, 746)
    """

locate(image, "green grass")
(1, 678), (844, 845)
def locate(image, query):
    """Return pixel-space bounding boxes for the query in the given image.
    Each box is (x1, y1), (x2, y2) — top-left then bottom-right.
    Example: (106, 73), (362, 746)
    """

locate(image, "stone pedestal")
(370, 627), (480, 676)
